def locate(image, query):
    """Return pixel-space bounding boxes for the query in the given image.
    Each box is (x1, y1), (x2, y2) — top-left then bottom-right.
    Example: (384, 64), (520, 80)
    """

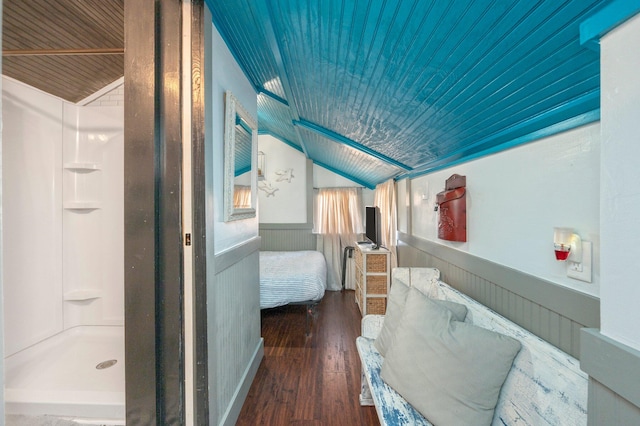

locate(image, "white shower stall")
(2, 76), (125, 423)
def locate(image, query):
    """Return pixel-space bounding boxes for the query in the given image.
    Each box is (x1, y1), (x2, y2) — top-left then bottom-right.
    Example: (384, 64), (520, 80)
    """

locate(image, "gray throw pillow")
(374, 281), (467, 357)
(380, 287), (521, 426)
(374, 278), (410, 356)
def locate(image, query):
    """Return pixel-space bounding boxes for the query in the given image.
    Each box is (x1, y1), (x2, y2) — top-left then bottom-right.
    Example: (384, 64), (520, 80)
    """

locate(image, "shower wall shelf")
(64, 289), (102, 301)
(64, 162), (101, 172)
(64, 201), (101, 210)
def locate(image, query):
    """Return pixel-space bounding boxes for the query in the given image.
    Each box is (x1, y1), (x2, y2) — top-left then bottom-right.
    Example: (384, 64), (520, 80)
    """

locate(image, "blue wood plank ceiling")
(208, 0), (610, 189)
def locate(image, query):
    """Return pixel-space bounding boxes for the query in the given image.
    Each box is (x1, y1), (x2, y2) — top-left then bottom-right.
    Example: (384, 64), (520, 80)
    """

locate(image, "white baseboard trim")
(219, 338), (264, 426)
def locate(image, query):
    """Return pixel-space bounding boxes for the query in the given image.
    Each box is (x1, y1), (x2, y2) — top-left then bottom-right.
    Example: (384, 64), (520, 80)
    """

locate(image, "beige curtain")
(314, 188), (363, 291)
(233, 185), (251, 208)
(374, 179), (398, 269)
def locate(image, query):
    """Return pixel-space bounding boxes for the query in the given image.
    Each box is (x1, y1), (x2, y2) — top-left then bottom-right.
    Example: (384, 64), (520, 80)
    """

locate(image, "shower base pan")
(4, 325), (125, 424)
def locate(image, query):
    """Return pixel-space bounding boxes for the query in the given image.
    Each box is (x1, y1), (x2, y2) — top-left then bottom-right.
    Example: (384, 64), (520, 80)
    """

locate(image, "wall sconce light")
(257, 151), (265, 180)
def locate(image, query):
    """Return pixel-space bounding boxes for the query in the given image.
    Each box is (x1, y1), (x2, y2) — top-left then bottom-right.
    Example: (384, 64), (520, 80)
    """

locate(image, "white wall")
(313, 164), (357, 188)
(62, 103), (124, 328)
(407, 122), (601, 297)
(256, 136), (375, 225)
(209, 24), (258, 254)
(2, 77), (124, 356)
(600, 14), (640, 350)
(2, 78), (64, 356)
(397, 179), (408, 234)
(257, 135), (307, 223)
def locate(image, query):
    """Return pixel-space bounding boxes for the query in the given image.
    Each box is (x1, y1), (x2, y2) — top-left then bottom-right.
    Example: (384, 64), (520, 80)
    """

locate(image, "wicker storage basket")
(366, 275), (387, 294)
(366, 297), (387, 315)
(366, 254), (387, 273)
(355, 248), (363, 270)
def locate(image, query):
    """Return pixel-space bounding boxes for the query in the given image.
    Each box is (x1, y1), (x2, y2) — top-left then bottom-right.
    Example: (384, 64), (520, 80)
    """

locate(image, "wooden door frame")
(124, 0), (208, 423)
(189, 0), (210, 423)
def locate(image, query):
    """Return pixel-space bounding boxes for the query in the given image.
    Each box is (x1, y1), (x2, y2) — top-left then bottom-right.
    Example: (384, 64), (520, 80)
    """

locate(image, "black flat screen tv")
(365, 206), (381, 249)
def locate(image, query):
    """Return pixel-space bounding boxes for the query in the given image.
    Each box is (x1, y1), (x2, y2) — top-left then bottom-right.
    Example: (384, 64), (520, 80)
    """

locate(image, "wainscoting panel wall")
(210, 238), (263, 425)
(398, 234), (600, 359)
(587, 378), (640, 424)
(580, 328), (640, 424)
(259, 224), (316, 251)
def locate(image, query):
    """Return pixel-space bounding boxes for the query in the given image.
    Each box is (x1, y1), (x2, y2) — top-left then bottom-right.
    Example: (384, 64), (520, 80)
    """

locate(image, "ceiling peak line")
(294, 119), (412, 172)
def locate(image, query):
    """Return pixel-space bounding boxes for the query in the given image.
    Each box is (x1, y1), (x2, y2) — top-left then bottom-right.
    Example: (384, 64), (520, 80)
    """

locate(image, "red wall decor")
(435, 174), (467, 242)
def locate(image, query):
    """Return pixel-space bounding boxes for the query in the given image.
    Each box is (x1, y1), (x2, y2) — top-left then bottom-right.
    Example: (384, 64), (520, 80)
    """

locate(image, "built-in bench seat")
(356, 267), (588, 425)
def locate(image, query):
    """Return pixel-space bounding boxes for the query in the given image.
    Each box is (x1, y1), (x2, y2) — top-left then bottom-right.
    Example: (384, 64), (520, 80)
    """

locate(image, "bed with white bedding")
(259, 250), (327, 309)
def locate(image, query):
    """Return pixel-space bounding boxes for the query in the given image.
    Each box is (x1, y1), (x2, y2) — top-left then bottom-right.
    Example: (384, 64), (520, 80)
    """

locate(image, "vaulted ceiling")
(3, 1), (608, 188)
(209, 0), (608, 188)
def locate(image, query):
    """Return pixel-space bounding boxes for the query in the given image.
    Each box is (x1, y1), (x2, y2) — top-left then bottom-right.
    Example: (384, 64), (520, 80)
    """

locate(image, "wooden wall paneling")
(397, 236), (597, 358)
(581, 329), (640, 423)
(548, 311), (561, 350)
(259, 226), (316, 251)
(559, 317), (570, 353)
(588, 378), (640, 424)
(211, 246), (263, 425)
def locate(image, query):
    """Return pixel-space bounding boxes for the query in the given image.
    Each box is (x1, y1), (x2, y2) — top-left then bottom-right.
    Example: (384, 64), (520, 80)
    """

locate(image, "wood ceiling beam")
(294, 118), (413, 172)
(2, 48), (124, 57)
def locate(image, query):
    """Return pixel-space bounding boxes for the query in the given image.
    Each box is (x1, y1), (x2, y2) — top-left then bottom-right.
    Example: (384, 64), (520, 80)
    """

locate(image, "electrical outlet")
(567, 241), (592, 282)
(569, 261), (583, 272)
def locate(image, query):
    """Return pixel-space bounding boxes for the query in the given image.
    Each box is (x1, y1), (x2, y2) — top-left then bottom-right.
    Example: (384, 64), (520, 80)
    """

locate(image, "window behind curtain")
(313, 187), (364, 291)
(313, 187), (364, 235)
(233, 185), (251, 209)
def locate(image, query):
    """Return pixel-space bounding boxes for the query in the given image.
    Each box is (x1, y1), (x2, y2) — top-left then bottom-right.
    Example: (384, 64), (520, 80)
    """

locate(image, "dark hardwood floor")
(236, 290), (380, 425)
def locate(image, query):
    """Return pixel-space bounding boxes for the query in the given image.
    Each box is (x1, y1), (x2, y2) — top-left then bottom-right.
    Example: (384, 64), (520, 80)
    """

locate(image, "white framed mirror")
(224, 91), (258, 221)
